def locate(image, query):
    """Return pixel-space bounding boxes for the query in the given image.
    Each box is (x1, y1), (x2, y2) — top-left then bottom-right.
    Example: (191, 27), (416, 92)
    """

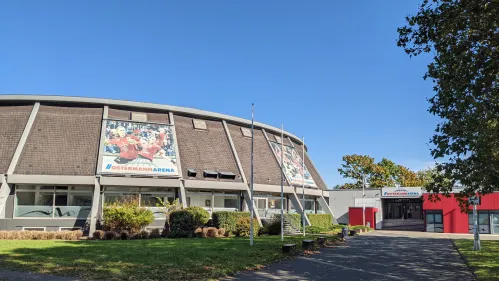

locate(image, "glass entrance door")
(426, 211), (443, 233)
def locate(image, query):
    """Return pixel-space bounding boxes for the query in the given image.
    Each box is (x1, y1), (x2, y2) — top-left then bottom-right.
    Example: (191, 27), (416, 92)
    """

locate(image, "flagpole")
(280, 124), (284, 241)
(302, 136), (306, 237)
(250, 103), (254, 246)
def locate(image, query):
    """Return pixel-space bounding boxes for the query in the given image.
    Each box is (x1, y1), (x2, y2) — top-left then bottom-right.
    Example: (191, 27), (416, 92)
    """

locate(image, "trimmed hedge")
(169, 210), (195, 238)
(307, 214), (332, 228)
(212, 211), (250, 234)
(0, 230), (83, 240)
(185, 206), (210, 227)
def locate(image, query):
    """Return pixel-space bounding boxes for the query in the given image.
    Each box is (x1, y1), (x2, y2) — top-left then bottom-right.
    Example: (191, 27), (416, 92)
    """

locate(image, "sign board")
(100, 120), (179, 176)
(269, 142), (317, 187)
(381, 187), (422, 198)
(469, 196), (481, 205)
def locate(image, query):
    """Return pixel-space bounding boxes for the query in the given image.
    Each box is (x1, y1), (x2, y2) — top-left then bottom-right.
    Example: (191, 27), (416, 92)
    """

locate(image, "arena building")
(0, 95), (334, 235)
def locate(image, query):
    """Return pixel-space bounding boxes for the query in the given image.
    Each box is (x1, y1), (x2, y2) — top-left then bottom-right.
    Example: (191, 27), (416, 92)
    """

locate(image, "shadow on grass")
(0, 236), (311, 281)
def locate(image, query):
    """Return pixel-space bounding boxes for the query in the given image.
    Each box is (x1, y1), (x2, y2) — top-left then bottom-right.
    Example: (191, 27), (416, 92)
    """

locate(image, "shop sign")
(381, 187), (422, 198)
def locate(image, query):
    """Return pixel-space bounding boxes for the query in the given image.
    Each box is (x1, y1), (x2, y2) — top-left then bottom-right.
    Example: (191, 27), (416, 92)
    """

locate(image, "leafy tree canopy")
(397, 0), (499, 205)
(336, 154), (424, 189)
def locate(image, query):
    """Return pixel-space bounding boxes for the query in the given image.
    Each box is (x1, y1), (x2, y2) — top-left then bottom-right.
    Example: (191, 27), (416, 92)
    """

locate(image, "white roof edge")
(0, 94), (304, 145)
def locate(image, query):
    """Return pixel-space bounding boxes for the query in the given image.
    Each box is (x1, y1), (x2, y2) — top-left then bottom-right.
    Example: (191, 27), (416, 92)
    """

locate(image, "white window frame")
(22, 227), (46, 231)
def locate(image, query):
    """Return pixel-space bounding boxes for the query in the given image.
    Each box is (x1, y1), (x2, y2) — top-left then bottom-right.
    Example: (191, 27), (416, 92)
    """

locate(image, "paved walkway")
(225, 232), (475, 281)
(372, 229), (499, 240)
(0, 270), (88, 281)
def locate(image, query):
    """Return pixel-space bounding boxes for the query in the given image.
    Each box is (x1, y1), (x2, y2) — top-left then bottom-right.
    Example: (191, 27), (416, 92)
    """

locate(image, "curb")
(450, 240), (478, 281)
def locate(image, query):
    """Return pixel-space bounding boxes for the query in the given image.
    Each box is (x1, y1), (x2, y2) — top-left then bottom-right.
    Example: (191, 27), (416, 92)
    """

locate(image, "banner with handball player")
(269, 141), (317, 187)
(101, 120), (179, 176)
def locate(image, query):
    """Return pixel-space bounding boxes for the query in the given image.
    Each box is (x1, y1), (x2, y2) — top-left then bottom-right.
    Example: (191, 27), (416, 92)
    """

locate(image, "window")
(60, 227), (82, 231)
(203, 170), (218, 179)
(426, 211), (444, 233)
(22, 227), (46, 231)
(240, 127), (251, 138)
(214, 194), (239, 211)
(192, 119), (207, 130)
(468, 211), (491, 234)
(15, 185), (93, 219)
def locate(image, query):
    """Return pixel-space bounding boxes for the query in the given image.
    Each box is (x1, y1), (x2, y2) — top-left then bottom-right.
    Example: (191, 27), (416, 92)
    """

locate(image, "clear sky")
(0, 1), (437, 187)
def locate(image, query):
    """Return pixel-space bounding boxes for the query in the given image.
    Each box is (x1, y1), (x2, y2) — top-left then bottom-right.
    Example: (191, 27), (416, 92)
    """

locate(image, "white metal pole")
(473, 203), (480, 251)
(362, 174), (366, 226)
(280, 124), (284, 241)
(250, 103), (254, 246)
(302, 137), (306, 237)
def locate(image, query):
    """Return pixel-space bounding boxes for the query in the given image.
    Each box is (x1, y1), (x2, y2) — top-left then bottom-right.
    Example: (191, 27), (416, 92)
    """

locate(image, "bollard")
(317, 236), (326, 246)
(282, 244), (296, 253)
(302, 240), (315, 250)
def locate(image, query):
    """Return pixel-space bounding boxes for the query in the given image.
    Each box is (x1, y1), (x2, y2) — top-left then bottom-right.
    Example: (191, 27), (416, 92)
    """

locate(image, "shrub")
(258, 226), (268, 236)
(120, 230), (130, 240)
(185, 206), (210, 227)
(212, 211), (250, 234)
(266, 220), (281, 235)
(161, 228), (169, 237)
(169, 210), (195, 238)
(93, 230), (105, 240)
(104, 231), (118, 240)
(138, 230), (150, 239)
(218, 228), (226, 237)
(194, 227), (203, 238)
(235, 217), (260, 237)
(0, 230), (82, 240)
(306, 225), (326, 234)
(307, 214), (332, 229)
(205, 227), (219, 238)
(201, 227), (209, 238)
(150, 228), (162, 238)
(103, 195), (155, 233)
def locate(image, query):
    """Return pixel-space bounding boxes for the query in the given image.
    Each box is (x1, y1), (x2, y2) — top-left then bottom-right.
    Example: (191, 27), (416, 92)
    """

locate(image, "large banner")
(100, 120), (179, 176)
(269, 142), (317, 187)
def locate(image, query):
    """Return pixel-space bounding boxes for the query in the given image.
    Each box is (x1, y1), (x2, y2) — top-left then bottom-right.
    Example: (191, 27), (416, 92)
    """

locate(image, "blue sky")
(0, 1), (437, 187)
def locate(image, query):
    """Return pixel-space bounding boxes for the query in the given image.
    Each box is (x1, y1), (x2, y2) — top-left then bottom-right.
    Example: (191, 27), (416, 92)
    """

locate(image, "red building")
(423, 192), (499, 234)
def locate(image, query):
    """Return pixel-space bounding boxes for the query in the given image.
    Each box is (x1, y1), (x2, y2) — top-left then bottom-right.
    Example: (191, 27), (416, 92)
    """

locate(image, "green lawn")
(454, 240), (499, 281)
(0, 235), (333, 281)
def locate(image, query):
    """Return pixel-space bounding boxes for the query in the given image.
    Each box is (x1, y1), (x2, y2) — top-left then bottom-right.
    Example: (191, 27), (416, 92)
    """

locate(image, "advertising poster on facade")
(269, 141), (317, 187)
(100, 120), (179, 176)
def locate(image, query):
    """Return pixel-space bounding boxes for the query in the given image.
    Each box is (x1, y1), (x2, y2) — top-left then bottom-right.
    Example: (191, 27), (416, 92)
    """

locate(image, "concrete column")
(95, 106), (108, 175)
(0, 175), (11, 219)
(289, 192), (311, 226)
(317, 196), (337, 224)
(169, 112), (187, 208)
(222, 120), (261, 226)
(7, 102), (40, 174)
(89, 177), (101, 237)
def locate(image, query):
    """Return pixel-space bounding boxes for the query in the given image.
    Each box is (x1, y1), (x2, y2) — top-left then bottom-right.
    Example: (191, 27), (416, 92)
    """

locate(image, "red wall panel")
(423, 193), (499, 233)
(348, 207), (378, 229)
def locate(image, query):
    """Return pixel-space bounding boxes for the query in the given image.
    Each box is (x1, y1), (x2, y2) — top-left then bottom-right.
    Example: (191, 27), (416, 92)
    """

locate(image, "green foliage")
(235, 217), (260, 237)
(169, 210), (195, 238)
(212, 211), (250, 234)
(337, 155), (424, 188)
(305, 225), (326, 234)
(397, 0), (499, 206)
(103, 195), (155, 233)
(307, 214), (332, 228)
(185, 206), (210, 226)
(266, 220), (281, 235)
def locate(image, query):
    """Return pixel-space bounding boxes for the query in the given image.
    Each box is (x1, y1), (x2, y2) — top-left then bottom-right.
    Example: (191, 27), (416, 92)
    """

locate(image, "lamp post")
(362, 174), (366, 226)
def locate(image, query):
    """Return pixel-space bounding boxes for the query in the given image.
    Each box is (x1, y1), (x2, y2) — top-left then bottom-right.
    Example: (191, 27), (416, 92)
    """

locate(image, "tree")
(337, 154), (376, 188)
(398, 0), (499, 206)
(370, 158), (399, 188)
(396, 165), (424, 187)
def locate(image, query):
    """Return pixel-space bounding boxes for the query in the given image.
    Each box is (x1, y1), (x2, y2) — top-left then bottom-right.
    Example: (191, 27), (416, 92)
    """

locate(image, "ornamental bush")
(212, 211), (249, 234)
(185, 206), (210, 227)
(235, 217), (260, 237)
(103, 195), (155, 233)
(307, 214), (332, 229)
(169, 210), (195, 238)
(305, 225), (326, 234)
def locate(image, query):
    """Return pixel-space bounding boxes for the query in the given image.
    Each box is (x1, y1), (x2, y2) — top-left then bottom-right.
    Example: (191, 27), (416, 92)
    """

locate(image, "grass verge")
(454, 239), (499, 281)
(0, 235), (338, 281)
